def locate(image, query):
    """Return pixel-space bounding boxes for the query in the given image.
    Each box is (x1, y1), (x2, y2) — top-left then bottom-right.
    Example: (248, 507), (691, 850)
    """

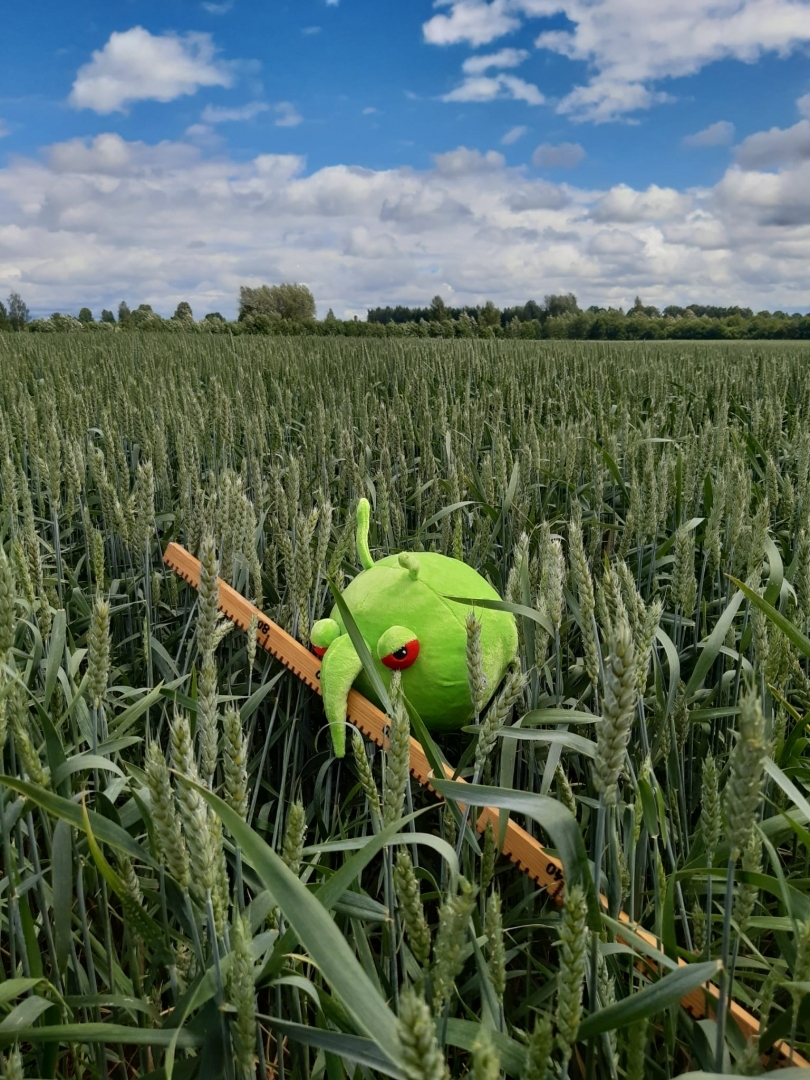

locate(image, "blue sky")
(1, 0), (810, 317)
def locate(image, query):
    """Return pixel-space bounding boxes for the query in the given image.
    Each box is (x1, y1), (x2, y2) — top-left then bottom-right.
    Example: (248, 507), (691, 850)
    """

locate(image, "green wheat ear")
(356, 496), (374, 569)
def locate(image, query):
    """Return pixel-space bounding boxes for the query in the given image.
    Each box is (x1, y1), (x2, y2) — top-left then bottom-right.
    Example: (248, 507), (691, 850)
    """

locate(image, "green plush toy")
(311, 498), (518, 756)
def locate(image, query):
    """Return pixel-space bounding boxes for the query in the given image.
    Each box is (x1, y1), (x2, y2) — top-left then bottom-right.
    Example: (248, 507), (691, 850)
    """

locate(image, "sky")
(1, 0), (810, 319)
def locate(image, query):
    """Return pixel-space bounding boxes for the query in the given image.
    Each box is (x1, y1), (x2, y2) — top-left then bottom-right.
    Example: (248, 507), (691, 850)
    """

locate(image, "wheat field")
(0, 333), (809, 1079)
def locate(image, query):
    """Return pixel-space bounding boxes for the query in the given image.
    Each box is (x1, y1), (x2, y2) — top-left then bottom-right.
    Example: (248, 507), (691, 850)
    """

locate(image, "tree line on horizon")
(2, 283), (810, 341)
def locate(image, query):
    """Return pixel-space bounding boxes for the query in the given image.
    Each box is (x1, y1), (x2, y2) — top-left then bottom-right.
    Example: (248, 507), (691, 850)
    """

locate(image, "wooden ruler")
(163, 541), (807, 1069)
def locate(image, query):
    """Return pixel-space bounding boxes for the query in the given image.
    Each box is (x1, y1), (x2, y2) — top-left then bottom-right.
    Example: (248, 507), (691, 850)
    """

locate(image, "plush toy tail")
(356, 497), (374, 571)
(320, 633), (364, 757)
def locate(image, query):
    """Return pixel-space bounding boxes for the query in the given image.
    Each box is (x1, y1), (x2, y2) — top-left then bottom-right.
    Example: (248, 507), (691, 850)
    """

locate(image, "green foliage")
(238, 281), (316, 322)
(6, 292), (29, 331)
(0, 335), (808, 1077)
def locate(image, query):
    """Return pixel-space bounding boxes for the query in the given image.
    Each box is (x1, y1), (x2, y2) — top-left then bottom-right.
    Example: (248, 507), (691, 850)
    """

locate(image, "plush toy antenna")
(398, 552), (420, 580)
(356, 497), (374, 570)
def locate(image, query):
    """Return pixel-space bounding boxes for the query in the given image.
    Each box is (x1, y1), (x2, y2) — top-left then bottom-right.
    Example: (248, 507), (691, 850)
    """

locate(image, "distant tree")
(325, 308), (337, 322)
(100, 309), (116, 323)
(131, 304), (163, 330)
(544, 293), (579, 318)
(239, 283), (316, 322)
(632, 296), (660, 318)
(78, 307), (94, 324)
(203, 312), (225, 321)
(173, 301), (193, 322)
(7, 292), (30, 331)
(522, 299), (543, 321)
(478, 300), (501, 330)
(456, 312), (477, 337)
(0, 300), (9, 331)
(429, 295), (448, 321)
(118, 301), (133, 328)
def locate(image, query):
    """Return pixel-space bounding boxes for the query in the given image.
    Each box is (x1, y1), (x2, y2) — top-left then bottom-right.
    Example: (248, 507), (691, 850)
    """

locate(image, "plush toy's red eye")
(381, 639), (420, 670)
(312, 645), (328, 659)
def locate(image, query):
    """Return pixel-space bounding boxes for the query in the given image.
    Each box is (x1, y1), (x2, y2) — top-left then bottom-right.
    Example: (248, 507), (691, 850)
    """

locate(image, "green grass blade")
(730, 575), (810, 660)
(577, 960), (721, 1038)
(0, 775), (156, 867)
(267, 1018), (406, 1078)
(327, 576), (392, 714)
(43, 609), (66, 711)
(183, 777), (405, 1071)
(684, 590), (745, 698)
(431, 778), (600, 928)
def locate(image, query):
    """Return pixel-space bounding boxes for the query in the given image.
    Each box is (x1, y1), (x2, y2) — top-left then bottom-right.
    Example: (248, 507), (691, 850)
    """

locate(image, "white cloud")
(443, 73), (543, 104)
(588, 228), (645, 256)
(185, 123), (217, 141)
(69, 27), (233, 113)
(798, 93), (810, 119)
(735, 120), (810, 169)
(302, 26), (321, 34)
(498, 76), (544, 104)
(274, 102), (303, 127)
(424, 1), (520, 47)
(425, 1), (810, 121)
(202, 1), (233, 12)
(591, 183), (692, 223)
(0, 120), (9, 139)
(443, 76), (502, 102)
(434, 147), (506, 174)
(202, 100), (268, 123)
(683, 120), (735, 147)
(501, 125), (527, 144)
(462, 47), (528, 74)
(363, 107), (380, 115)
(532, 141), (585, 168)
(2, 130), (810, 318)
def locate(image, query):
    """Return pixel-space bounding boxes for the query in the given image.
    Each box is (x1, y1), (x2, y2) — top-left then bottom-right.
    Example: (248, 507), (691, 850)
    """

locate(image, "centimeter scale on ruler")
(163, 540), (808, 1070)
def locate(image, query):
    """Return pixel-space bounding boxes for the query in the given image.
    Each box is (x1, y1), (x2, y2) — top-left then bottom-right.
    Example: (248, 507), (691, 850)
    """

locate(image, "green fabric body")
(327, 552), (517, 732)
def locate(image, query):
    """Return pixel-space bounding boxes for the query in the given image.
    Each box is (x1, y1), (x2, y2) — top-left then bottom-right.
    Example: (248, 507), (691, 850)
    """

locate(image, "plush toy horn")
(356, 497), (374, 570)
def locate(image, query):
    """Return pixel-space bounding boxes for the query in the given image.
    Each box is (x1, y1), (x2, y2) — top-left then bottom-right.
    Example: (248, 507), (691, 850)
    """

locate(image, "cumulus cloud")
(532, 142), (585, 168)
(434, 147), (506, 174)
(443, 73), (544, 104)
(588, 229), (646, 256)
(800, 93), (810, 119)
(735, 120), (810, 169)
(462, 47), (528, 74)
(2, 131), (810, 317)
(591, 183), (692, 223)
(274, 102), (303, 127)
(202, 1), (233, 12)
(501, 125), (527, 144)
(201, 100), (269, 123)
(424, 1), (520, 47)
(69, 27), (233, 113)
(424, 0), (810, 121)
(682, 120), (735, 147)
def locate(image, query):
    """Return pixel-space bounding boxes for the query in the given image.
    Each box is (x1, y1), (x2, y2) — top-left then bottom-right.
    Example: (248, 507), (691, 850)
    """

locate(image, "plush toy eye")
(311, 618), (342, 659)
(381, 639), (420, 670)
